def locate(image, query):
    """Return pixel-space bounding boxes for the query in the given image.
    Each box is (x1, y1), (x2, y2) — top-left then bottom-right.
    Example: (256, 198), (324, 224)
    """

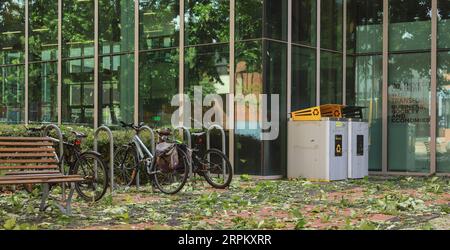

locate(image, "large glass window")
(264, 0), (287, 41)
(139, 0), (179, 51)
(437, 52), (450, 173)
(320, 51), (343, 104)
(347, 56), (383, 171)
(291, 46), (316, 110)
(139, 49), (179, 127)
(389, 0), (431, 52)
(99, 0), (134, 55)
(0, 65), (24, 123)
(234, 40), (263, 175)
(99, 54), (134, 126)
(61, 58), (94, 125)
(292, 0), (316, 46)
(28, 62), (57, 123)
(184, 0), (229, 46)
(321, 0), (343, 51)
(0, 0), (25, 65)
(29, 0), (58, 62)
(236, 0), (262, 40)
(347, 0), (383, 54)
(388, 53), (431, 173)
(62, 0), (94, 59)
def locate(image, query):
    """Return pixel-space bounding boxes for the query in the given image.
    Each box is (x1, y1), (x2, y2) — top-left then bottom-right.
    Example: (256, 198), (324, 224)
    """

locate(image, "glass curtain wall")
(437, 0), (450, 173)
(61, 0), (95, 125)
(388, 0), (431, 173)
(347, 0), (383, 171)
(139, 0), (180, 127)
(234, 0), (287, 176)
(0, 0), (25, 124)
(28, 0), (58, 123)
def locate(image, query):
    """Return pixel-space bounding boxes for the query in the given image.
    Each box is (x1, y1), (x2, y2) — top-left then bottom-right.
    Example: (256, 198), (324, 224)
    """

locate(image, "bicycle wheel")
(71, 152), (108, 202)
(202, 149), (233, 189)
(152, 147), (189, 195)
(113, 144), (139, 186)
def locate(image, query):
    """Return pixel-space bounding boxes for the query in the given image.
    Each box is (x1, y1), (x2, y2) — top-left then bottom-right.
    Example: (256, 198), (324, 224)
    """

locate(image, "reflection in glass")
(389, 0), (431, 52)
(236, 0), (262, 40)
(235, 40), (263, 175)
(185, 0), (229, 46)
(388, 53), (431, 173)
(0, 65), (24, 123)
(292, 46), (316, 110)
(139, 49), (179, 127)
(62, 0), (94, 58)
(292, 0), (316, 46)
(29, 0), (58, 62)
(321, 0), (343, 51)
(347, 56), (383, 171)
(437, 52), (450, 173)
(28, 62), (57, 123)
(0, 0), (25, 65)
(320, 51), (343, 104)
(347, 0), (383, 54)
(140, 0), (179, 50)
(99, 54), (134, 126)
(99, 0), (134, 54)
(264, 0), (287, 41)
(62, 58), (94, 125)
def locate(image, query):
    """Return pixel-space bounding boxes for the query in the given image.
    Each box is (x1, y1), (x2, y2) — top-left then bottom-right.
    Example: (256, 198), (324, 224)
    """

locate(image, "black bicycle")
(113, 122), (190, 195)
(26, 126), (109, 202)
(187, 131), (233, 189)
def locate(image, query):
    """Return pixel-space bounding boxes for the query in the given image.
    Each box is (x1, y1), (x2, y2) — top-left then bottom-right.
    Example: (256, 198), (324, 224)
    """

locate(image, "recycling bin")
(347, 119), (369, 179)
(288, 118), (348, 181)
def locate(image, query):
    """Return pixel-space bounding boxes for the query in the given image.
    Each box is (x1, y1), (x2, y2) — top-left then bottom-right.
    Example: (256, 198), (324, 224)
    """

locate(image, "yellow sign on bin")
(291, 104), (344, 121)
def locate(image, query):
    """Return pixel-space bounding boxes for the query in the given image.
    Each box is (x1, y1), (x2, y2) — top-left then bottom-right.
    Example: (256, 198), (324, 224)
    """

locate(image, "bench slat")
(0, 153), (55, 158)
(0, 174), (83, 181)
(0, 137), (52, 141)
(0, 159), (58, 164)
(0, 165), (59, 170)
(0, 176), (84, 185)
(0, 142), (54, 146)
(4, 170), (60, 176)
(0, 148), (55, 152)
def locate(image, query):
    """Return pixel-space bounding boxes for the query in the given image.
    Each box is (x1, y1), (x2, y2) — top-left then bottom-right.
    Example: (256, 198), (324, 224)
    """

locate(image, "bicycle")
(185, 131), (233, 189)
(25, 126), (109, 202)
(113, 122), (189, 195)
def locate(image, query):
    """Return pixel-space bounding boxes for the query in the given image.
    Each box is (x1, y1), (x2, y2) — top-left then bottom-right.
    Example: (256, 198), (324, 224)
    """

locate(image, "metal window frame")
(430, 0), (437, 175)
(229, 0), (235, 169)
(134, 0), (139, 124)
(343, 0), (347, 105)
(382, 0), (388, 174)
(58, 0), (62, 125)
(316, 0), (321, 105)
(24, 0), (29, 124)
(94, 0), (99, 129)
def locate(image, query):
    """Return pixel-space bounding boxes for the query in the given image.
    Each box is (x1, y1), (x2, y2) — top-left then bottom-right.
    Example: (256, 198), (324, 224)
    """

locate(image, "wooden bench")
(0, 137), (84, 215)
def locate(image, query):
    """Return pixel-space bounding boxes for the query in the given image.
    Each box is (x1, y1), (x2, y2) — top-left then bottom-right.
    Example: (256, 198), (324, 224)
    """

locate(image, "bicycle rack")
(42, 124), (65, 201)
(93, 126), (114, 194)
(206, 125), (227, 177)
(135, 125), (156, 189)
(173, 126), (192, 176)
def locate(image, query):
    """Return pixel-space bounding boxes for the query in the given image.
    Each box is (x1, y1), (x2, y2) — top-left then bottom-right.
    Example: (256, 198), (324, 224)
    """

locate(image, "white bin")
(347, 119), (369, 179)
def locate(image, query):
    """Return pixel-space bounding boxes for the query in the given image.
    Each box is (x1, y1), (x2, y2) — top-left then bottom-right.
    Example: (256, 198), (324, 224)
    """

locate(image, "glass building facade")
(0, 0), (449, 176)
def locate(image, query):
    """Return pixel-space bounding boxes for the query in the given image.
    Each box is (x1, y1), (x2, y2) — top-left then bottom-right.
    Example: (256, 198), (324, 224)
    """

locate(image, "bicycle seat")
(120, 121), (145, 130)
(192, 132), (206, 137)
(72, 131), (87, 138)
(157, 129), (172, 136)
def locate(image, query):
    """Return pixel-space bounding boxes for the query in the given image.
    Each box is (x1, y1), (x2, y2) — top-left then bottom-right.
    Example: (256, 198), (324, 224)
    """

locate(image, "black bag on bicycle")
(155, 142), (180, 173)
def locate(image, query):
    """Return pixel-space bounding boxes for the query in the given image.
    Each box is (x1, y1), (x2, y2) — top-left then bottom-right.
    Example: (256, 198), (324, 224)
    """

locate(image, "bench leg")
(39, 184), (50, 212)
(54, 183), (75, 216)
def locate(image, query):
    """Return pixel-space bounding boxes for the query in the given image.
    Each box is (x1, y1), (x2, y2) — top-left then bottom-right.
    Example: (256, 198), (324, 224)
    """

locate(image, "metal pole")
(207, 125), (227, 177)
(94, 126), (114, 194)
(135, 125), (156, 189)
(430, 0), (437, 175)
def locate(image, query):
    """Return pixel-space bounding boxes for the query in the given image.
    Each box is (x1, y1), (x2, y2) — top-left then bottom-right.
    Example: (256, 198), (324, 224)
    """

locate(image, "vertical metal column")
(58, 0), (62, 125)
(134, 0), (140, 124)
(94, 0), (99, 129)
(430, 0), (438, 174)
(382, 0), (389, 174)
(287, 0), (292, 116)
(316, 0), (321, 105)
(342, 0), (347, 106)
(24, 0), (29, 125)
(179, 0), (185, 128)
(229, 0), (235, 170)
